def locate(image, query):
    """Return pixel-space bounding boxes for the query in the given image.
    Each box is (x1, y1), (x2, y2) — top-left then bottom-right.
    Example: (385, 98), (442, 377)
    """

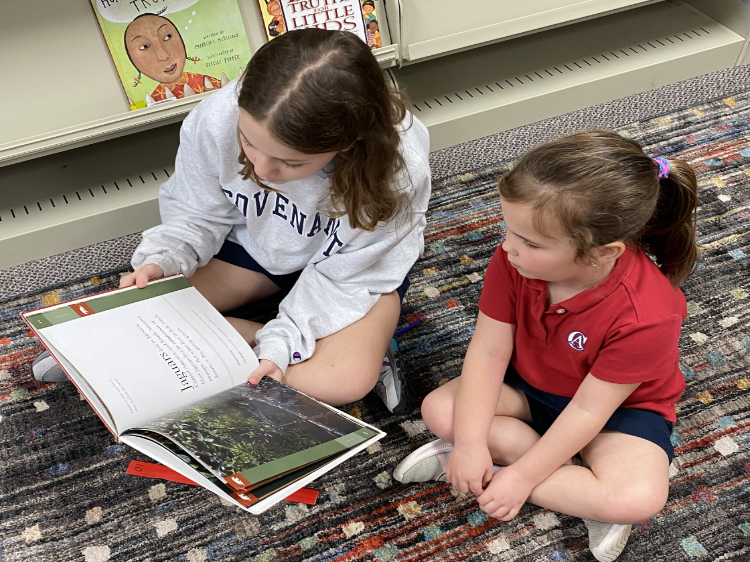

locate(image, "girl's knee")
(335, 367), (380, 405)
(283, 362), (379, 407)
(421, 386), (456, 439)
(600, 479), (668, 523)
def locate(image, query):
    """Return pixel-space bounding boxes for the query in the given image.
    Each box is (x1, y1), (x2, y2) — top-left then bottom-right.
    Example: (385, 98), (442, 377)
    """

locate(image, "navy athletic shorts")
(504, 365), (675, 462)
(214, 239), (411, 300)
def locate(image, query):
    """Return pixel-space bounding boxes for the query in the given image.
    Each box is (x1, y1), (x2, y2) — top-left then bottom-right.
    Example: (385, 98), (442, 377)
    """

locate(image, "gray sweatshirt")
(132, 81), (431, 373)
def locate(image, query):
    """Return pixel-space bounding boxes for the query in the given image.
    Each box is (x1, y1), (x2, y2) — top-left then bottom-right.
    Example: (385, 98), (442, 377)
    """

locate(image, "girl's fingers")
(483, 468), (493, 488)
(248, 367), (267, 385)
(136, 271), (151, 288)
(248, 361), (281, 385)
(119, 273), (136, 288)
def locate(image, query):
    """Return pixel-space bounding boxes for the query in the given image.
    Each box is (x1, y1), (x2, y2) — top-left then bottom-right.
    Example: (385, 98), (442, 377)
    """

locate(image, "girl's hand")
(120, 264), (165, 289)
(446, 444), (494, 496)
(477, 464), (533, 521)
(248, 360), (283, 385)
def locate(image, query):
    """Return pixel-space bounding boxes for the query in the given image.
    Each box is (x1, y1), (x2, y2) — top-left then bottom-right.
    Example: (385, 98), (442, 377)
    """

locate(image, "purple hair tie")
(653, 157), (670, 180)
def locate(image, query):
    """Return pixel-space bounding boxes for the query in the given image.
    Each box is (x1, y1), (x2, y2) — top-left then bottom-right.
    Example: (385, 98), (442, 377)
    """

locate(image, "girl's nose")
(502, 237), (517, 256)
(253, 155), (276, 179)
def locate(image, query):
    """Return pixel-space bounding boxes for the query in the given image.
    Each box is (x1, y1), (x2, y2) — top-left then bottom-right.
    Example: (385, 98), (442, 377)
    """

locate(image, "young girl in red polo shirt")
(394, 130), (698, 561)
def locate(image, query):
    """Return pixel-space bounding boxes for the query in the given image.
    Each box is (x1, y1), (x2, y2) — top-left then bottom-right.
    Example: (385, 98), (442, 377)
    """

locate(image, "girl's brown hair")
(237, 29), (411, 231)
(498, 130), (699, 285)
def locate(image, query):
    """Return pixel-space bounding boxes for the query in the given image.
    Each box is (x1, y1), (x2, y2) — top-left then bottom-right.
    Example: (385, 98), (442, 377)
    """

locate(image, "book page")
(127, 378), (376, 486)
(30, 281), (257, 433)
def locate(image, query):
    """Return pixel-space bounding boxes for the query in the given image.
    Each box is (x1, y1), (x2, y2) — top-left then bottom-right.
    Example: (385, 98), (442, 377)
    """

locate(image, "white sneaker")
(31, 351), (68, 383)
(393, 439), (453, 483)
(585, 519), (632, 561)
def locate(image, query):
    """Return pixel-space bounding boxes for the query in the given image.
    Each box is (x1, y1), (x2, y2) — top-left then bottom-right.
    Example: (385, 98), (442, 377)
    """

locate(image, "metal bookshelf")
(0, 0), (746, 269)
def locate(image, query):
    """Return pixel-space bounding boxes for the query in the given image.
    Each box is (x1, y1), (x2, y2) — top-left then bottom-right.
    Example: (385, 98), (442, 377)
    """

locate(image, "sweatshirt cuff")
(132, 254), (181, 277)
(254, 336), (291, 374)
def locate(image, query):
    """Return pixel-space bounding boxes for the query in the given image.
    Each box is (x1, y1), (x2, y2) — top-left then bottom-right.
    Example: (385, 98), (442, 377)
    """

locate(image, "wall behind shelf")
(0, 0), (129, 143)
(1, 0), (749, 270)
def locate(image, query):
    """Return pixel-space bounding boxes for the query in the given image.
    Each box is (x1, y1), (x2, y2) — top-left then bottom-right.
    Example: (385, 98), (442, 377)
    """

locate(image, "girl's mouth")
(164, 63), (178, 74)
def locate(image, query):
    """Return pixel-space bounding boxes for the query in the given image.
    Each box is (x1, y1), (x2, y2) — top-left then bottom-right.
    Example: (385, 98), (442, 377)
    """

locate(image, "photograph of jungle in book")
(133, 378), (365, 479)
(136, 429), (348, 502)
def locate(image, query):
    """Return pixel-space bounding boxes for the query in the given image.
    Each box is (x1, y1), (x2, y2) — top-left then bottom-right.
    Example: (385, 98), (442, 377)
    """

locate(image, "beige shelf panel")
(394, 1), (744, 150)
(684, 0), (750, 65)
(0, 0), (397, 168)
(389, 0), (662, 63)
(0, 125), (180, 269)
(0, 93), (211, 169)
(0, 0), (745, 268)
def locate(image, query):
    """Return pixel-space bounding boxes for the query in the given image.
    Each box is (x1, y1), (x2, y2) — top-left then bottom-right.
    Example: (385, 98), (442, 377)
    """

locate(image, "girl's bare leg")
(188, 258), (281, 311)
(422, 377), (670, 523)
(189, 258), (402, 406)
(282, 291), (400, 405)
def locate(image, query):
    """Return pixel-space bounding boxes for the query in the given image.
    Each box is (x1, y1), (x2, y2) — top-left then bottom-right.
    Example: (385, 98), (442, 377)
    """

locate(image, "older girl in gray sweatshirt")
(121, 29), (431, 410)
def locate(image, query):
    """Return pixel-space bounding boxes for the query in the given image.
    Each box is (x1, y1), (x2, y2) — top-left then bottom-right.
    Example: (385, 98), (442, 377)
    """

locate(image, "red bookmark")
(284, 488), (319, 505)
(126, 461), (318, 504)
(127, 460), (199, 485)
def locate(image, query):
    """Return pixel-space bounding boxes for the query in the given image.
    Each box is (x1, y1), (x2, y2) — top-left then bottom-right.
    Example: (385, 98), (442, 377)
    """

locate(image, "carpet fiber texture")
(2, 91), (750, 561)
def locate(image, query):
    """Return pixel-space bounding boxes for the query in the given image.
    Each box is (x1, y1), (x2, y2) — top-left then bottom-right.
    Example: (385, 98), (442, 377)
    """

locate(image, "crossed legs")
(421, 376), (670, 524)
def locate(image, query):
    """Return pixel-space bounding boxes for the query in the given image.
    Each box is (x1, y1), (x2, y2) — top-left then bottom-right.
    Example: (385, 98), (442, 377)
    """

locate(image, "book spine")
(230, 490), (259, 507)
(254, 0), (274, 42)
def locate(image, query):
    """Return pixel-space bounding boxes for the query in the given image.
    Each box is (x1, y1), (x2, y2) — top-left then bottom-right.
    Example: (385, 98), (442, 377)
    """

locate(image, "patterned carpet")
(2, 91), (750, 561)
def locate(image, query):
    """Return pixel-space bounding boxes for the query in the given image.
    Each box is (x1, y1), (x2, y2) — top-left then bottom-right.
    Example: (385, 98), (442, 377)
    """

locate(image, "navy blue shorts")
(504, 366), (675, 462)
(214, 240), (411, 300)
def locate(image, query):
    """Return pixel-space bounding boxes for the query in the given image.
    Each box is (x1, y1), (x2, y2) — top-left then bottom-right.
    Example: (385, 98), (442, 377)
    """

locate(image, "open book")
(22, 275), (385, 514)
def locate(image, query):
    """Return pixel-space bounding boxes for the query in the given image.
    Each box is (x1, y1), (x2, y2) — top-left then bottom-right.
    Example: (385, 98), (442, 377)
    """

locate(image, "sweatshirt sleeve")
(254, 142), (431, 373)
(131, 107), (245, 277)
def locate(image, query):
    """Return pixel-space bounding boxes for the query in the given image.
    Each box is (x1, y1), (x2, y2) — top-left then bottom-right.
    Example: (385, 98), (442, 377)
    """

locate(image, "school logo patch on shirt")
(567, 331), (587, 351)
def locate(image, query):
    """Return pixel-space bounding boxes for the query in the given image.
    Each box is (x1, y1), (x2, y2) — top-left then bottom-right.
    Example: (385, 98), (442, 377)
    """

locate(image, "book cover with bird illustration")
(89, 0), (253, 110)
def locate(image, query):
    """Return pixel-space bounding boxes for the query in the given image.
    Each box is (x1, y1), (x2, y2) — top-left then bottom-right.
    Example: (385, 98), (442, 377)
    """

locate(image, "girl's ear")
(593, 241), (626, 265)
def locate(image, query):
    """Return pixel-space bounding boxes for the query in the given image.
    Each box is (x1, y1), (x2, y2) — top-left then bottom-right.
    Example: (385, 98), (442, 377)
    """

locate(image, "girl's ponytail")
(639, 158), (699, 285)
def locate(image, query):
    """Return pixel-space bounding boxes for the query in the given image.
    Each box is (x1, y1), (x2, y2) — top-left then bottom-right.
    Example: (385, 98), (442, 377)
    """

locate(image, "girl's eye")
(164, 33), (172, 41)
(283, 162), (303, 169)
(523, 240), (540, 249)
(139, 43), (151, 50)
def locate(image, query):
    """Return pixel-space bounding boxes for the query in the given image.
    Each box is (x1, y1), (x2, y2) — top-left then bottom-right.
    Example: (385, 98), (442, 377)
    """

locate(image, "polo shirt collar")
(526, 247), (637, 314)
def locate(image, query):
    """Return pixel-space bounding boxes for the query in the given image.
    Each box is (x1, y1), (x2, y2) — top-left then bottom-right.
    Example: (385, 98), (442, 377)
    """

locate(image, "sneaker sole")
(389, 373), (412, 414)
(590, 524), (632, 562)
(380, 341), (411, 414)
(393, 439), (453, 482)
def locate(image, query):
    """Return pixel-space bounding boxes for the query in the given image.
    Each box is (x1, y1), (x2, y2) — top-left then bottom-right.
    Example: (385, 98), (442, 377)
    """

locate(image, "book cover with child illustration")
(257, 0), (381, 50)
(89, 0), (253, 110)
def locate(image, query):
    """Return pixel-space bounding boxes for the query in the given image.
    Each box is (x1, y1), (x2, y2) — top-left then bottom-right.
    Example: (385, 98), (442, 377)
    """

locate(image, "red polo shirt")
(478, 246), (687, 422)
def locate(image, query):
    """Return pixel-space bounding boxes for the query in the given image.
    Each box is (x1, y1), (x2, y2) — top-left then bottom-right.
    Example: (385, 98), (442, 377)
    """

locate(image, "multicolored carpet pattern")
(2, 91), (750, 561)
